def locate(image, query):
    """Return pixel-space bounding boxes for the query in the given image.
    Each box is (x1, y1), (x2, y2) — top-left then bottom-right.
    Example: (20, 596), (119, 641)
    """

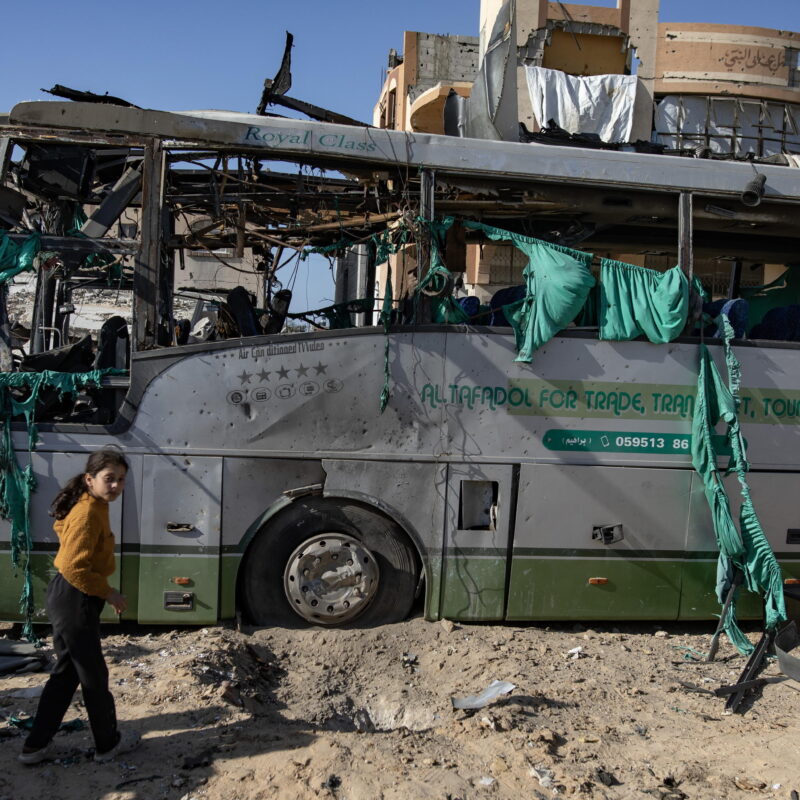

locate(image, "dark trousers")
(25, 573), (118, 752)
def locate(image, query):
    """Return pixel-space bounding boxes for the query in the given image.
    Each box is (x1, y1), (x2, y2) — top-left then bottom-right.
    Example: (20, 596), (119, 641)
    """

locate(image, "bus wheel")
(241, 497), (418, 627)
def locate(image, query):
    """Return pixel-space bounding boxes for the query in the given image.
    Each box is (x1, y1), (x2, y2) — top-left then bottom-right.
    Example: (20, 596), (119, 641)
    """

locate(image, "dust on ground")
(1, 617), (798, 800)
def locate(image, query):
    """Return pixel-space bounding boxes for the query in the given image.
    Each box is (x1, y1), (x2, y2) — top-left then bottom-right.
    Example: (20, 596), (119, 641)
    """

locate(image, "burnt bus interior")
(1, 116), (800, 426)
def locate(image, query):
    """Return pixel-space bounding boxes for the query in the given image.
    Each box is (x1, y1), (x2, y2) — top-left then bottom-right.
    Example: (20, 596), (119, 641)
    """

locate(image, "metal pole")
(727, 259), (742, 300)
(416, 168), (436, 324)
(0, 284), (12, 372)
(133, 138), (165, 351)
(0, 138), (13, 370)
(678, 191), (693, 282)
(679, 191), (699, 334)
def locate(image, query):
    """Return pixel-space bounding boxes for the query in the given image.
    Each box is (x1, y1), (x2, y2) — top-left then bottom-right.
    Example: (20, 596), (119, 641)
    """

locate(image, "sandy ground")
(1, 616), (799, 800)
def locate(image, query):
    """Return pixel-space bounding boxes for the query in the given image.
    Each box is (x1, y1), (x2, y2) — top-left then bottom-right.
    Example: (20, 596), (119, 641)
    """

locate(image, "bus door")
(439, 463), (516, 621)
(137, 455), (222, 623)
(507, 464), (689, 620)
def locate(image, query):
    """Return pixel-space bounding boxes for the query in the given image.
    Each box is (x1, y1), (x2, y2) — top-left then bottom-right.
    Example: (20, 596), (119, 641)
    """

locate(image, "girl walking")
(19, 449), (140, 764)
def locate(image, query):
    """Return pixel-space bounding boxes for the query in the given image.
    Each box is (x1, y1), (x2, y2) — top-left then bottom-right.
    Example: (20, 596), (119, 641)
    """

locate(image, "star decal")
(276, 365), (290, 380)
(295, 363), (309, 377)
(257, 369), (271, 382)
(237, 370), (252, 384)
(314, 362), (328, 375)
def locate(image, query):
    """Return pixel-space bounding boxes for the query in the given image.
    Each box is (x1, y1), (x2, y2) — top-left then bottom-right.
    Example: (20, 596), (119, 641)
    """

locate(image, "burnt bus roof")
(8, 101), (800, 202)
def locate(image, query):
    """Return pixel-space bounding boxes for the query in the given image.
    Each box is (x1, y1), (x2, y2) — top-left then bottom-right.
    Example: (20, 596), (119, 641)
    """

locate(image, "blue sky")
(2, 0), (798, 310)
(2, 1), (797, 117)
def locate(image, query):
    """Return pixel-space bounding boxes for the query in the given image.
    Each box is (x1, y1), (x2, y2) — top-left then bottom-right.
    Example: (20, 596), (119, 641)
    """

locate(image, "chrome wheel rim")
(283, 533), (380, 624)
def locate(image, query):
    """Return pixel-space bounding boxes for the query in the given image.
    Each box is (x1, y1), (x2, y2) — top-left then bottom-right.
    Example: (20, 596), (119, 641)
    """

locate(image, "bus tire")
(240, 497), (418, 627)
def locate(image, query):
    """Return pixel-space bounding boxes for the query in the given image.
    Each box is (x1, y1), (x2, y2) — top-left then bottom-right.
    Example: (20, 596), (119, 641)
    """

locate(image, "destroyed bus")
(0, 100), (798, 635)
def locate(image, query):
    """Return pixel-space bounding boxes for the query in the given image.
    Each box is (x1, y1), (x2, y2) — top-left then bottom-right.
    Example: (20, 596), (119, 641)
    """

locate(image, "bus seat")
(458, 296), (480, 317)
(750, 304), (800, 341)
(94, 316), (129, 371)
(91, 316), (129, 423)
(489, 285), (525, 326)
(175, 319), (190, 345)
(20, 334), (94, 373)
(265, 289), (292, 334)
(223, 286), (260, 337)
(702, 298), (749, 339)
(19, 335), (95, 420)
(458, 296), (491, 324)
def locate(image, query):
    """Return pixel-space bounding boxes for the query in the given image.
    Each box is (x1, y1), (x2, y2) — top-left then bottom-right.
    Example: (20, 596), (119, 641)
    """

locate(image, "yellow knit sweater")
(53, 493), (115, 598)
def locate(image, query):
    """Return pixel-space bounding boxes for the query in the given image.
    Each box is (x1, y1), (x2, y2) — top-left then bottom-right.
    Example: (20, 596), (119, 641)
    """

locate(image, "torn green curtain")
(599, 260), (689, 343)
(691, 316), (786, 653)
(460, 220), (594, 362)
(0, 231), (41, 285)
(419, 218), (469, 325)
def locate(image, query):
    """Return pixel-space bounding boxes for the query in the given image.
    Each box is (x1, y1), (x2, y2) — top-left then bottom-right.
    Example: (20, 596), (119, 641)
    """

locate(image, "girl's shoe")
(94, 728), (141, 762)
(18, 741), (54, 765)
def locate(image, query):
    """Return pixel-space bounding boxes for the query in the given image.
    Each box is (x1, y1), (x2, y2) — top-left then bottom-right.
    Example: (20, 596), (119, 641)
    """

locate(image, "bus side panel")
(680, 470), (800, 620)
(137, 455), (221, 624)
(0, 450), (123, 624)
(507, 464), (688, 620)
(220, 457), (327, 619)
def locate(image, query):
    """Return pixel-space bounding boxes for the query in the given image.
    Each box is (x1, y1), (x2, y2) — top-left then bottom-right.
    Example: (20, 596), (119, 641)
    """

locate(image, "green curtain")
(420, 217), (469, 325)
(599, 260), (689, 343)
(0, 231), (41, 285)
(460, 219), (594, 362)
(574, 283), (600, 327)
(372, 227), (407, 413)
(691, 315), (786, 654)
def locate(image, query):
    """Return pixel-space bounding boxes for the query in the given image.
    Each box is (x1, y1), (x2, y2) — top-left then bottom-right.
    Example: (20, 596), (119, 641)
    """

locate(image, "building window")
(787, 48), (800, 88)
(387, 89), (397, 129)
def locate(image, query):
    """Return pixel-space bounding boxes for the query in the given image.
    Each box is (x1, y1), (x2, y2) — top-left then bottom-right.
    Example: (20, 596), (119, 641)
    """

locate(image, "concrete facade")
(373, 31), (479, 134)
(655, 22), (800, 104)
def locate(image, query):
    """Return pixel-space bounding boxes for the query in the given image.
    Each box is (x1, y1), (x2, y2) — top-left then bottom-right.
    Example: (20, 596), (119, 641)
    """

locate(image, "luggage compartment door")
(508, 464), (688, 620)
(439, 464), (515, 621)
(138, 455), (222, 623)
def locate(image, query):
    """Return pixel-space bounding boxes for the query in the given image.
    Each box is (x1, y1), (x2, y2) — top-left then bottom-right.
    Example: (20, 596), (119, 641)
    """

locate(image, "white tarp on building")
(525, 66), (637, 143)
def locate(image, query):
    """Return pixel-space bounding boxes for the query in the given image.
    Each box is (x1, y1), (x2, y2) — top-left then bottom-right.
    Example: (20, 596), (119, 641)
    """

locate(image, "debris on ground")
(0, 618), (797, 799)
(451, 679), (515, 710)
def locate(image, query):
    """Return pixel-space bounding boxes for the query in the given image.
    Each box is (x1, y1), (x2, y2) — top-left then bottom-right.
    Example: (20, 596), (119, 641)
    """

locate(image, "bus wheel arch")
(238, 495), (421, 627)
